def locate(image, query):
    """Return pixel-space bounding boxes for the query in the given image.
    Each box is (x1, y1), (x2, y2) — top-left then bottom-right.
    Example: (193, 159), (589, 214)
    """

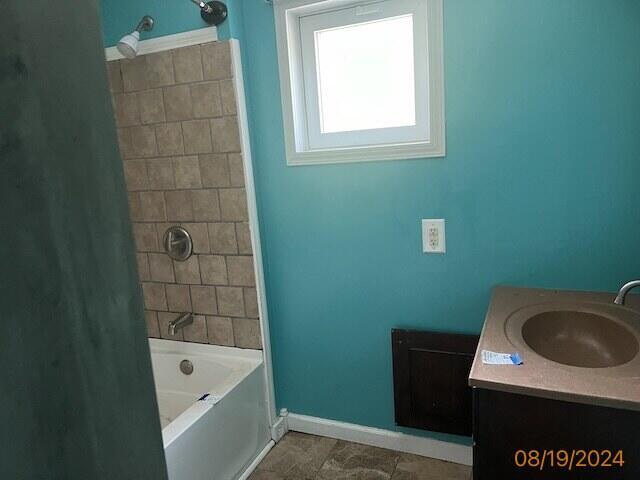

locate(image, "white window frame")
(274, 0), (445, 166)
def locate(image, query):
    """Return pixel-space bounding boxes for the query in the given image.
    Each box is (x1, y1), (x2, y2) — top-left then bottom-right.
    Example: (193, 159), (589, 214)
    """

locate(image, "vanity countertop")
(469, 286), (640, 411)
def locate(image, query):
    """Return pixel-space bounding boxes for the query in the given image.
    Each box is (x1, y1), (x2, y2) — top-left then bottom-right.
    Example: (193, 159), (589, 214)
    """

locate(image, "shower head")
(117, 32), (140, 59)
(117, 15), (154, 59)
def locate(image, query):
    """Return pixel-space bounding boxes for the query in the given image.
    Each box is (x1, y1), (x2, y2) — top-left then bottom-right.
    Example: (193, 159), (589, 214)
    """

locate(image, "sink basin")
(522, 311), (639, 368)
(471, 287), (640, 412)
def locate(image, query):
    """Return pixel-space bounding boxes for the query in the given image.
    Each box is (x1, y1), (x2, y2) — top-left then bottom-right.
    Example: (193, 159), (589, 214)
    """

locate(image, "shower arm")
(190, 0), (214, 14)
(135, 15), (154, 33)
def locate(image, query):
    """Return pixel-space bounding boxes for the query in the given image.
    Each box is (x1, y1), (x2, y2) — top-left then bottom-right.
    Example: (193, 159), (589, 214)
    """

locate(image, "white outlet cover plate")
(422, 219), (446, 253)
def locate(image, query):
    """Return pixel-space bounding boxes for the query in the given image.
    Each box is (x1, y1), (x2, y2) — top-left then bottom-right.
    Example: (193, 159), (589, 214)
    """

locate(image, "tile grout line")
(389, 454), (401, 479)
(312, 439), (340, 479)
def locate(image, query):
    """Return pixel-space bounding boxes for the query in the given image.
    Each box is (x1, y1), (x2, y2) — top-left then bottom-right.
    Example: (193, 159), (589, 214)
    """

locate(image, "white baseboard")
(287, 413), (472, 466)
(270, 414), (288, 442)
(237, 440), (275, 480)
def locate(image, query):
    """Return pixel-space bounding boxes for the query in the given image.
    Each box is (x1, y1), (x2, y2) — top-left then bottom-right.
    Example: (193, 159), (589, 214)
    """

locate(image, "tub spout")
(168, 313), (193, 336)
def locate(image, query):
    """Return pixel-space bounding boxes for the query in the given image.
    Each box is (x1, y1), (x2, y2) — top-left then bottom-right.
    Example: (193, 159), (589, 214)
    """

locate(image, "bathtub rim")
(149, 338), (263, 448)
(149, 337), (263, 363)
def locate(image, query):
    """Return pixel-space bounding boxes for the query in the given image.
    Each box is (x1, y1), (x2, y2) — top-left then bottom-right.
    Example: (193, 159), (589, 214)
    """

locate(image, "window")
(274, 0), (444, 165)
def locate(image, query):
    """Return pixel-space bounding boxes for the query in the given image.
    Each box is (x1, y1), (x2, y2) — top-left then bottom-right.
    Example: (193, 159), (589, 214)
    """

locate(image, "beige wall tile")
(145, 311), (160, 338)
(201, 42), (232, 80)
(155, 122), (185, 156)
(191, 189), (220, 221)
(233, 318), (262, 349)
(128, 192), (143, 221)
(191, 81), (222, 118)
(210, 116), (241, 153)
(206, 316), (234, 346)
(228, 153), (244, 187)
(208, 222), (237, 254)
(219, 188), (248, 221)
(136, 253), (151, 281)
(117, 41), (259, 348)
(244, 287), (259, 318)
(142, 282), (167, 310)
(128, 125), (158, 158)
(165, 190), (194, 221)
(133, 223), (159, 252)
(166, 284), (192, 312)
(164, 84), (194, 121)
(148, 253), (175, 283)
(182, 223), (209, 253)
(191, 285), (218, 314)
(139, 191), (167, 221)
(147, 157), (175, 189)
(174, 256), (201, 284)
(121, 56), (148, 92)
(113, 93), (140, 127)
(146, 51), (175, 88)
(138, 89), (166, 124)
(183, 315), (208, 343)
(158, 312), (184, 340)
(219, 79), (236, 115)
(235, 223), (252, 254)
(182, 119), (213, 154)
(173, 155), (202, 188)
(107, 61), (123, 93)
(227, 256), (256, 287)
(199, 154), (230, 187)
(173, 45), (204, 83)
(216, 286), (245, 317)
(123, 160), (149, 191)
(199, 255), (228, 285)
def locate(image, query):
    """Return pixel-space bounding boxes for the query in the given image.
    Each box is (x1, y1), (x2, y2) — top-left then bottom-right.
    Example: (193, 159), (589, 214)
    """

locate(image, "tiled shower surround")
(107, 41), (261, 349)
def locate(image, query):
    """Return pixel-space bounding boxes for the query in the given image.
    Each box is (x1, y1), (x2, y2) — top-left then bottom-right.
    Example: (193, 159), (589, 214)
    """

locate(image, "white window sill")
(285, 141), (445, 166)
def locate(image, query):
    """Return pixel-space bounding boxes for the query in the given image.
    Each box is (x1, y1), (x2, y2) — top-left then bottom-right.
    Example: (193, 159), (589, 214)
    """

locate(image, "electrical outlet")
(422, 219), (446, 253)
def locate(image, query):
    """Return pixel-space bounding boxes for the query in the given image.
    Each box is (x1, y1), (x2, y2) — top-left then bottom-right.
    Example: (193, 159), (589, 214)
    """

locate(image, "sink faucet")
(614, 280), (640, 306)
(168, 312), (193, 336)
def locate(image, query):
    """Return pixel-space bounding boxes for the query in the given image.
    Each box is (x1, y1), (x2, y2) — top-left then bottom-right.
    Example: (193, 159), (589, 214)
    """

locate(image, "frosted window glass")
(314, 15), (416, 134)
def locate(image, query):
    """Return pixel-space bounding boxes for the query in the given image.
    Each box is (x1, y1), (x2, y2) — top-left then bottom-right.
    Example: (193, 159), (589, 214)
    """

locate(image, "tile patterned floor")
(249, 432), (472, 480)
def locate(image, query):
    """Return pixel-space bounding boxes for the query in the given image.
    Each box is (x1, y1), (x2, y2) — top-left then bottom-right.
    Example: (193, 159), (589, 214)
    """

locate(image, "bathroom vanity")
(469, 287), (640, 480)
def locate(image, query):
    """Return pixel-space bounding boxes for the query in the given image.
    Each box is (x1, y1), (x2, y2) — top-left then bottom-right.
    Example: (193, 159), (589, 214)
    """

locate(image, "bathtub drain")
(180, 359), (194, 375)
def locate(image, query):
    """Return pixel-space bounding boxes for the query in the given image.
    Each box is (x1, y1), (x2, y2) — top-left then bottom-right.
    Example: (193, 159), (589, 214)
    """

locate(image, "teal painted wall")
(99, 0), (241, 46)
(99, 1), (640, 440)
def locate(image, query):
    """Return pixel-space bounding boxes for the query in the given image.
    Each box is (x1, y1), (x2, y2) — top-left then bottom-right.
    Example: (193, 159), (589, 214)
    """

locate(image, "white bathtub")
(149, 339), (271, 480)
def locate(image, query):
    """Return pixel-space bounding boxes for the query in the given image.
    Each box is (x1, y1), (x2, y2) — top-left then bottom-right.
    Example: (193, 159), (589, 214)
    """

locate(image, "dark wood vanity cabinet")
(472, 388), (640, 479)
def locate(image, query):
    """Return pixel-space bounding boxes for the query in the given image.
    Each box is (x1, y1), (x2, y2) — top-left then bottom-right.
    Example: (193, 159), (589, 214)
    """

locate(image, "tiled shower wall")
(106, 41), (261, 349)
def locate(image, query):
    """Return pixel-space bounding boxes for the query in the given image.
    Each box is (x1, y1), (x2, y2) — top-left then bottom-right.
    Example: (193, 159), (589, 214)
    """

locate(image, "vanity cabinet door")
(473, 388), (640, 480)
